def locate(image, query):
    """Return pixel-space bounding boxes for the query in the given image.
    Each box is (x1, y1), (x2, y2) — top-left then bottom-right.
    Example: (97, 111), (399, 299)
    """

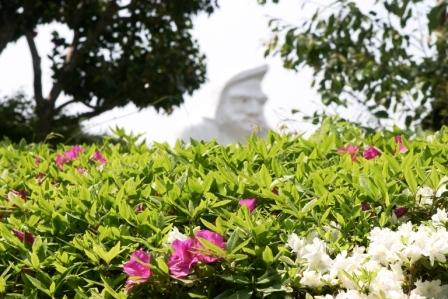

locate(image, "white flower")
(369, 267), (405, 298)
(300, 269), (325, 288)
(432, 208), (448, 225)
(334, 290), (367, 299)
(287, 233), (306, 256)
(166, 227), (188, 244)
(416, 186), (434, 206)
(411, 279), (445, 298)
(408, 294), (426, 299)
(285, 219), (448, 297)
(436, 176), (448, 197)
(323, 221), (341, 242)
(302, 237), (333, 272)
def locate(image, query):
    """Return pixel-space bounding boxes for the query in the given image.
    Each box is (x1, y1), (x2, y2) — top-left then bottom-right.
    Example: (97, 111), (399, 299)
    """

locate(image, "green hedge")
(1, 120), (448, 298)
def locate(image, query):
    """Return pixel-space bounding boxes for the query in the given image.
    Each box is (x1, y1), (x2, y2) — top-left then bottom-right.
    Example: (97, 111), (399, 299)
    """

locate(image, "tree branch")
(25, 31), (43, 105)
(47, 2), (119, 104)
(55, 98), (96, 113)
(74, 105), (111, 120)
(47, 30), (80, 104)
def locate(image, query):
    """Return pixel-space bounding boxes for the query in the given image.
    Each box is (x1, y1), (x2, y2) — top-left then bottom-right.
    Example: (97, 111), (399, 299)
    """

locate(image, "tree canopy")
(264, 0), (448, 131)
(0, 0), (218, 141)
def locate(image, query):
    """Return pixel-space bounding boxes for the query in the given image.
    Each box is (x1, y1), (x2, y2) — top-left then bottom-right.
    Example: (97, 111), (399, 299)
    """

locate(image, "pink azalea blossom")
(394, 207), (408, 218)
(55, 154), (66, 169)
(239, 198), (257, 213)
(64, 145), (84, 161)
(123, 249), (152, 293)
(337, 144), (359, 161)
(168, 239), (198, 278)
(91, 150), (107, 165)
(394, 136), (408, 153)
(12, 229), (34, 245)
(361, 202), (371, 211)
(55, 145), (84, 169)
(168, 230), (226, 278)
(363, 146), (381, 160)
(193, 230), (226, 263)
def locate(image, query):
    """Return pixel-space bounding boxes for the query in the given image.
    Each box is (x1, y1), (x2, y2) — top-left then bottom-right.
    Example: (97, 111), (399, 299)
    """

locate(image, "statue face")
(218, 79), (267, 132)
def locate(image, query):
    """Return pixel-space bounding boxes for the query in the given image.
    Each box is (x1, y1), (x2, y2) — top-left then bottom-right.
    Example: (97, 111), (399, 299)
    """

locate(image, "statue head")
(215, 65), (268, 133)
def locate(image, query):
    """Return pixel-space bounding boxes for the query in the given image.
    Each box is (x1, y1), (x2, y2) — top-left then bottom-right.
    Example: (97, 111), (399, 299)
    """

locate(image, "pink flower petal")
(394, 136), (408, 153)
(193, 230), (226, 263)
(122, 249), (152, 289)
(337, 144), (359, 161)
(239, 198), (257, 213)
(363, 146), (381, 160)
(91, 150), (107, 165)
(168, 239), (197, 278)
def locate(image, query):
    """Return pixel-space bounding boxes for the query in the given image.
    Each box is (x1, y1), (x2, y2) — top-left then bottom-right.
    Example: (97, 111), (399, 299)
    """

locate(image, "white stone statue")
(180, 65), (269, 144)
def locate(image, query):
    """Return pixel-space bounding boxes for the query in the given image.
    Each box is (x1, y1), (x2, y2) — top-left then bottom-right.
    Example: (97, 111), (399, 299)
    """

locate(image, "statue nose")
(246, 100), (261, 112)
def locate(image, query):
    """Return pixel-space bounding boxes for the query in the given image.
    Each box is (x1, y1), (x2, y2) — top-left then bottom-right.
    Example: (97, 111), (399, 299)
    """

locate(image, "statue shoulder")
(179, 118), (220, 142)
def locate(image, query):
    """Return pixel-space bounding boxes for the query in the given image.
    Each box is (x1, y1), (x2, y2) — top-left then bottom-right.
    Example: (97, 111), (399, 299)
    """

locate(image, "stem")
(25, 31), (43, 104)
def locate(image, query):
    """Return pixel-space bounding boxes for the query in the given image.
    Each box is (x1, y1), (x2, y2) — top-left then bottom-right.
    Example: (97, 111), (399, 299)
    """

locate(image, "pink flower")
(239, 198), (257, 213)
(394, 136), (408, 153)
(123, 249), (152, 293)
(193, 230), (226, 263)
(55, 154), (66, 169)
(91, 150), (107, 165)
(394, 207), (408, 218)
(55, 145), (84, 169)
(168, 230), (226, 278)
(361, 202), (371, 211)
(168, 239), (198, 278)
(363, 146), (381, 160)
(13, 229), (34, 245)
(337, 144), (359, 161)
(64, 145), (84, 161)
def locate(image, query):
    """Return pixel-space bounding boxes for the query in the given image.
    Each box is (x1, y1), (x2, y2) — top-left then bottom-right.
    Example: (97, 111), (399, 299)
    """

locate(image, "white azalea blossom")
(432, 208), (448, 225)
(416, 177), (448, 206)
(165, 226), (188, 244)
(411, 279), (448, 299)
(287, 210), (448, 298)
(287, 233), (306, 257)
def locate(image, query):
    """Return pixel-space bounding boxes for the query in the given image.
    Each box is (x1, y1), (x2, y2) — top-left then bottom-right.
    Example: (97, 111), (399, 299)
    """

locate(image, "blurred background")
(0, 0), (445, 144)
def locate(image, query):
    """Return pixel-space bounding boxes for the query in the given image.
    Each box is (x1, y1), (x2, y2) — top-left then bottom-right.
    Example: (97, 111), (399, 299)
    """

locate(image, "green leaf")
(0, 276), (6, 293)
(214, 289), (252, 299)
(262, 246), (274, 265)
(428, 3), (447, 32)
(25, 274), (52, 297)
(156, 256), (169, 275)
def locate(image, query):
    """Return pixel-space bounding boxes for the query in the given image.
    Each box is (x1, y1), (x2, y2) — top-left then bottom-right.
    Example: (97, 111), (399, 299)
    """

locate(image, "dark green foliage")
(265, 0), (448, 131)
(0, 93), (35, 143)
(0, 0), (218, 140)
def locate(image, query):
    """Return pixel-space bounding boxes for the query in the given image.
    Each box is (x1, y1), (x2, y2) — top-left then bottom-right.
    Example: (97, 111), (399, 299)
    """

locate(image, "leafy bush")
(1, 119), (448, 298)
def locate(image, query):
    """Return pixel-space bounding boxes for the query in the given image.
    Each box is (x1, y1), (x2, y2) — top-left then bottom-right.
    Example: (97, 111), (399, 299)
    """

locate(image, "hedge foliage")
(1, 120), (448, 298)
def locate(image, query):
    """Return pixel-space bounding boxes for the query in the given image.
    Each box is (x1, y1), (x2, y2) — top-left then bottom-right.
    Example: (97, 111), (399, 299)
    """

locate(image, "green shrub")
(1, 119), (448, 298)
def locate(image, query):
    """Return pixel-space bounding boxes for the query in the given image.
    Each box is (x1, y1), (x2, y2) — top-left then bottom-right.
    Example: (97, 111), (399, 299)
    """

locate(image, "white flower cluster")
(415, 176), (448, 207)
(287, 209), (448, 299)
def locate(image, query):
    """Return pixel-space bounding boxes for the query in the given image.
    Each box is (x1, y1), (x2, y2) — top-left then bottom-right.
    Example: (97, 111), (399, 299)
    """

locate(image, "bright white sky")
(0, 0), (382, 143)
